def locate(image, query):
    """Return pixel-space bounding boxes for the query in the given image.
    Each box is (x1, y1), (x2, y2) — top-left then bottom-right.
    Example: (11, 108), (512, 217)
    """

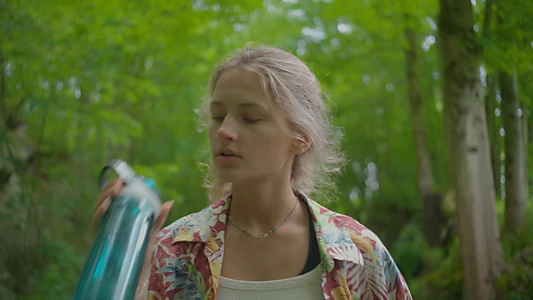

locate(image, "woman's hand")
(90, 178), (174, 296)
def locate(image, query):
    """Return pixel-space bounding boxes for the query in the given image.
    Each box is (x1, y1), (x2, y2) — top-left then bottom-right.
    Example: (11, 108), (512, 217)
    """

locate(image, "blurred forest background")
(1, 0), (533, 299)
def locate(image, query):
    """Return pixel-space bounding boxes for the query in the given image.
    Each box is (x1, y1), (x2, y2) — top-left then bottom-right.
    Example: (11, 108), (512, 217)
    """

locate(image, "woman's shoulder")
(309, 200), (375, 234)
(155, 198), (228, 245)
(308, 199), (386, 254)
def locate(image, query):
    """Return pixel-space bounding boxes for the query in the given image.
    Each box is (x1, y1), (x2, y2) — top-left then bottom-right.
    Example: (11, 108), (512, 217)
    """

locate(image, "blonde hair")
(197, 44), (345, 202)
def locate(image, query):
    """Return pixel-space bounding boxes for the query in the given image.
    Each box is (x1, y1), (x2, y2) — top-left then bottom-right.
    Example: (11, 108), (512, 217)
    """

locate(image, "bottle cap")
(143, 178), (162, 197)
(99, 159), (163, 218)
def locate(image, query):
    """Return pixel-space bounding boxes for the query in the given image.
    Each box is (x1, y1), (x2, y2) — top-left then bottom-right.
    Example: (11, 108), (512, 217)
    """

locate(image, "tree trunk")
(500, 71), (525, 232)
(519, 74), (531, 201)
(522, 102), (529, 200)
(404, 26), (442, 247)
(482, 0), (502, 198)
(438, 0), (504, 298)
(485, 75), (501, 197)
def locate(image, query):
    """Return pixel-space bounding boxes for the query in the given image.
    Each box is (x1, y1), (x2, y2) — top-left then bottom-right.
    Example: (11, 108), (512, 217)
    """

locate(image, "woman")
(93, 45), (412, 299)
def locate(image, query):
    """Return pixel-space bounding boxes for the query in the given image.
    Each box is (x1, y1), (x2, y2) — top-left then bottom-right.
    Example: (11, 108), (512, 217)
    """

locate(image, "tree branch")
(1, 7), (14, 43)
(0, 53), (6, 119)
(5, 95), (29, 130)
(482, 0), (494, 37)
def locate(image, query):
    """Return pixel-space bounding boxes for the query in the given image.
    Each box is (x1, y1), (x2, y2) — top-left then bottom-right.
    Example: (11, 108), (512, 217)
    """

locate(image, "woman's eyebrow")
(237, 102), (267, 110)
(210, 101), (268, 110)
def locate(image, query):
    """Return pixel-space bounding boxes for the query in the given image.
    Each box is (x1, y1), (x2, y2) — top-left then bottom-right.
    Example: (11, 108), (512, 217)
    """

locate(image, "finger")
(110, 178), (124, 196)
(152, 200), (174, 233)
(89, 196), (112, 230)
(92, 183), (114, 211)
(155, 200), (173, 228)
(92, 179), (123, 211)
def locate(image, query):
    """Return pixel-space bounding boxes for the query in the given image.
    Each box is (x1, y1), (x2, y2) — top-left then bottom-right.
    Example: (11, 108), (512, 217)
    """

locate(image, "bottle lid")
(143, 177), (162, 197)
(99, 159), (162, 217)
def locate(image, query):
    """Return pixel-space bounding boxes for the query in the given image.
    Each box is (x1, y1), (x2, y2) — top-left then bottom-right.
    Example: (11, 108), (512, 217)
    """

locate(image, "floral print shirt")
(147, 192), (412, 300)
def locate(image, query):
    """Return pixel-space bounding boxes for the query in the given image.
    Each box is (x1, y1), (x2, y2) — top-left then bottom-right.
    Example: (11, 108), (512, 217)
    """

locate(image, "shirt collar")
(171, 191), (363, 271)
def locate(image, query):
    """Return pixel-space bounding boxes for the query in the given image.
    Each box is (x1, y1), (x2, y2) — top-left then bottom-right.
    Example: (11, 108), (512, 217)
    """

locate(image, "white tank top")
(217, 265), (325, 300)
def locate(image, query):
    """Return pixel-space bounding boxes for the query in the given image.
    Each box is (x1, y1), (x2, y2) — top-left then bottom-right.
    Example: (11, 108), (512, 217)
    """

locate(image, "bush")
(393, 200), (533, 300)
(27, 236), (86, 300)
(393, 222), (463, 300)
(496, 201), (533, 299)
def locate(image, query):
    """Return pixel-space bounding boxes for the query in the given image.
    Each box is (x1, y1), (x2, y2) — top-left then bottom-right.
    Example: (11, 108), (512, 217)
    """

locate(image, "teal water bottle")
(73, 159), (162, 300)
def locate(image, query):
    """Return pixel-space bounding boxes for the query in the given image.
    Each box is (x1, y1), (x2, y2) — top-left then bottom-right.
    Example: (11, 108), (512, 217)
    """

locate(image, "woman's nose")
(217, 117), (238, 141)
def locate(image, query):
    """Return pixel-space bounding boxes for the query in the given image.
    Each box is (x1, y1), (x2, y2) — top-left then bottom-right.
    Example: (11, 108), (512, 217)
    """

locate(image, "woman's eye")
(211, 116), (225, 122)
(244, 117), (261, 124)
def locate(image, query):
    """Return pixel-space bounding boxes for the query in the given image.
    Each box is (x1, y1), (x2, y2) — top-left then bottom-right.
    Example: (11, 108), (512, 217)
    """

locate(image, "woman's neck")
(228, 180), (298, 233)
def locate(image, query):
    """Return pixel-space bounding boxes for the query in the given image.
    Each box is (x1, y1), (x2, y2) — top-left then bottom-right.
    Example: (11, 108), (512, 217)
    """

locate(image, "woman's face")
(208, 68), (301, 185)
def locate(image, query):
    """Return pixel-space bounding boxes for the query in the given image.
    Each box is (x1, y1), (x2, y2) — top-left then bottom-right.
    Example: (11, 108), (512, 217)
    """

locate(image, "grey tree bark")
(404, 26), (443, 247)
(499, 71), (525, 232)
(522, 102), (529, 201)
(482, 0), (502, 198)
(438, 0), (504, 298)
(484, 76), (501, 197)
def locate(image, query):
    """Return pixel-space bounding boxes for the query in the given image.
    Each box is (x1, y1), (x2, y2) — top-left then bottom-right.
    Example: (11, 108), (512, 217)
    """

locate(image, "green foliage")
(27, 239), (85, 300)
(1, 0), (532, 298)
(411, 237), (463, 300)
(398, 201), (533, 300)
(496, 202), (533, 299)
(480, 0), (533, 74)
(393, 223), (463, 300)
(392, 222), (426, 279)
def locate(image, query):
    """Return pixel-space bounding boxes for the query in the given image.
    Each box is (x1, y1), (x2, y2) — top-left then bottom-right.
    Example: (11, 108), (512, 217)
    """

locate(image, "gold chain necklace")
(228, 198), (299, 239)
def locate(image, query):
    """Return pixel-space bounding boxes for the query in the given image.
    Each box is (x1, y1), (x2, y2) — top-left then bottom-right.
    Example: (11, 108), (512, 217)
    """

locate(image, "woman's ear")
(293, 136), (311, 155)
(288, 123), (311, 155)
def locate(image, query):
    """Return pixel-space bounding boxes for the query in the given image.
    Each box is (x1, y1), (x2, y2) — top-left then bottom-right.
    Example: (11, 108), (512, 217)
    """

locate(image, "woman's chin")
(217, 172), (260, 187)
(216, 169), (244, 182)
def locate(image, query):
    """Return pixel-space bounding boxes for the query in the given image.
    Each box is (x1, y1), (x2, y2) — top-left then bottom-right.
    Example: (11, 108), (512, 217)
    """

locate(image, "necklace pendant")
(263, 233), (269, 238)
